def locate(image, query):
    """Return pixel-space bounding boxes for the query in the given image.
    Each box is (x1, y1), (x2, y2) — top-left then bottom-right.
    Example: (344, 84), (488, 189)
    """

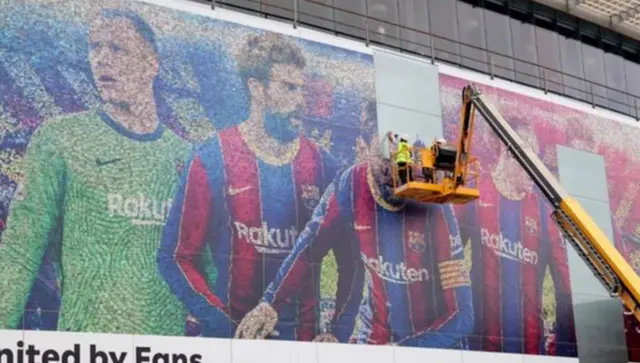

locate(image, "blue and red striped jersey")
(263, 162), (473, 347)
(456, 173), (576, 356)
(159, 125), (339, 340)
(607, 161), (640, 362)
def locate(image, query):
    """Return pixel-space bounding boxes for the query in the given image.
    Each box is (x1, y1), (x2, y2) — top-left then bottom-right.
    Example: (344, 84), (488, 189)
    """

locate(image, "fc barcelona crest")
(408, 231), (426, 253)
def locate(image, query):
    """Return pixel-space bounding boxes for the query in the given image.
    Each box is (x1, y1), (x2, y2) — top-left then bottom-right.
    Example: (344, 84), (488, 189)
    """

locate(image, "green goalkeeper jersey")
(0, 110), (192, 335)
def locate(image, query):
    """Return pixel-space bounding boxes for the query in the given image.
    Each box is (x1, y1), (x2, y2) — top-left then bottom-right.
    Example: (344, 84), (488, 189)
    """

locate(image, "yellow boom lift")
(390, 93), (481, 204)
(392, 83), (640, 322)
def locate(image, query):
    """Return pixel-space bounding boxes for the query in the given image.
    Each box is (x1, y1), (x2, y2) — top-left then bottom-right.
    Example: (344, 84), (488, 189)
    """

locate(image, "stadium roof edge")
(533, 0), (640, 41)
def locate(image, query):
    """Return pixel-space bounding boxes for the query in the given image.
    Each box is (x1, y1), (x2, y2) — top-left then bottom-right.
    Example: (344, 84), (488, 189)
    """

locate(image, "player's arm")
(546, 212), (577, 356)
(314, 149), (362, 328)
(158, 151), (233, 338)
(235, 179), (344, 340)
(397, 205), (474, 348)
(237, 171), (364, 341)
(329, 238), (365, 343)
(263, 178), (346, 308)
(0, 124), (65, 329)
(323, 172), (364, 343)
(266, 170), (364, 343)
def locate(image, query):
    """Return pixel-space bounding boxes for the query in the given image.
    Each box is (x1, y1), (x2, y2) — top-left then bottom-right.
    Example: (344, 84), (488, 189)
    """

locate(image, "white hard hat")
(437, 138), (446, 143)
(401, 134), (409, 140)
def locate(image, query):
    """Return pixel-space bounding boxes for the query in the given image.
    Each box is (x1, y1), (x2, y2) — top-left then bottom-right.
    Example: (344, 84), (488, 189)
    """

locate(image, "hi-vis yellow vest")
(396, 141), (411, 163)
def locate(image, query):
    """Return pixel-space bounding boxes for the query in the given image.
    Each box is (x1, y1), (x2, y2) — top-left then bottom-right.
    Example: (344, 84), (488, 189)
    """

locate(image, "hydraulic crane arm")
(453, 87), (477, 188)
(462, 84), (640, 321)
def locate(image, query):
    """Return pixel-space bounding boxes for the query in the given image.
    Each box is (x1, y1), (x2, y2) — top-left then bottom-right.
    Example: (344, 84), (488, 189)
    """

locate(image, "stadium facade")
(0, 0), (639, 363)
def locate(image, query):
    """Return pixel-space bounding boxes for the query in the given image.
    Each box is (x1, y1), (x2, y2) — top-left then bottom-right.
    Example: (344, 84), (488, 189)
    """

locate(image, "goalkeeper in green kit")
(0, 9), (192, 335)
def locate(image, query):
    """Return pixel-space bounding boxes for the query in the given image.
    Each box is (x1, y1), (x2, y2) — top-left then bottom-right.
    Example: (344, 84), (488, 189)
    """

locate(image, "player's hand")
(185, 314), (202, 337)
(234, 302), (278, 339)
(313, 333), (339, 343)
(545, 333), (556, 355)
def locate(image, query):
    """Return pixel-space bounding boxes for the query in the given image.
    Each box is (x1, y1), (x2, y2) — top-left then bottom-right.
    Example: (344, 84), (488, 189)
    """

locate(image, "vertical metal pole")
(364, 0), (370, 46)
(293, 0), (298, 28)
(489, 53), (494, 80)
(397, 0), (403, 51)
(543, 69), (548, 94)
(429, 37), (435, 64)
(211, 0), (215, 10)
(331, 0), (337, 34)
(589, 83), (595, 108)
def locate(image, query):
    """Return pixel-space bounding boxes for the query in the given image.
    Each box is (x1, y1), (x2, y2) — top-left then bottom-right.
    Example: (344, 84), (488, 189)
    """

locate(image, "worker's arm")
(158, 146), (235, 338)
(387, 132), (397, 146)
(396, 205), (474, 348)
(0, 123), (65, 329)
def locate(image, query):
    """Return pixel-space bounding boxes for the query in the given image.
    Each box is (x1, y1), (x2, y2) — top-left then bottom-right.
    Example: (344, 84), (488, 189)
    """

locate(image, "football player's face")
(493, 126), (538, 196)
(265, 64), (305, 120)
(473, 121), (500, 168)
(89, 17), (158, 106)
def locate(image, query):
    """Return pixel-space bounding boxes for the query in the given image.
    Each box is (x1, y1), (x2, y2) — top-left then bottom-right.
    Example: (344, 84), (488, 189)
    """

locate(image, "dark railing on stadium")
(192, 0), (640, 121)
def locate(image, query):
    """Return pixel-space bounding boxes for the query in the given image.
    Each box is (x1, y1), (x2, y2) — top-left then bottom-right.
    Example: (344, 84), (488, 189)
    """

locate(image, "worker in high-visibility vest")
(395, 134), (413, 185)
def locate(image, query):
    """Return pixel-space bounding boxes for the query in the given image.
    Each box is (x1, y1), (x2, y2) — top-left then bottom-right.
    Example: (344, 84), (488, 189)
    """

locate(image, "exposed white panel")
(374, 48), (442, 116)
(556, 146), (610, 202)
(376, 103), (443, 145)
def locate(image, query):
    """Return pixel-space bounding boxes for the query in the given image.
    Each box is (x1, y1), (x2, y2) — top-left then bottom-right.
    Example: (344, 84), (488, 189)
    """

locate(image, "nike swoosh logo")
(228, 186), (252, 196)
(96, 158), (122, 167)
(354, 223), (371, 231)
